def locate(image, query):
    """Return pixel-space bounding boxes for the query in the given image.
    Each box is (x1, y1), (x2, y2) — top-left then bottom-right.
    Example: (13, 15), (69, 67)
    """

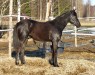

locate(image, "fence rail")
(63, 26), (95, 47)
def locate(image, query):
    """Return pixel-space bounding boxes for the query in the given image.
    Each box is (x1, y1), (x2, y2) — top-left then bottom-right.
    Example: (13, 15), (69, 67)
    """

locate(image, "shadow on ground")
(12, 48), (46, 58)
(11, 47), (64, 60)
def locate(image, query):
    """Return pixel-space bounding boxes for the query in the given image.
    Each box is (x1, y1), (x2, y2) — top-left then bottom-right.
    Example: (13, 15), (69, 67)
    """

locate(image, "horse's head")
(69, 10), (81, 28)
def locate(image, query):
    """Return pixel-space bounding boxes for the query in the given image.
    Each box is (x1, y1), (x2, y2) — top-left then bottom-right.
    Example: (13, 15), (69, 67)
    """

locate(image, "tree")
(83, 0), (91, 17)
(77, 0), (84, 17)
(53, 0), (71, 17)
(0, 0), (9, 15)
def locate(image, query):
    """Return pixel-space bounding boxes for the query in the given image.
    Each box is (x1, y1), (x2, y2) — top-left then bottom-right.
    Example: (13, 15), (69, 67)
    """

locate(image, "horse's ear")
(70, 7), (77, 15)
(71, 7), (77, 13)
(73, 6), (76, 11)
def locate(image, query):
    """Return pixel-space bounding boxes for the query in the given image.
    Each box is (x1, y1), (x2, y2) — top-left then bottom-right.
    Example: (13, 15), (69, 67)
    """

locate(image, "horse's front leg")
(49, 39), (59, 67)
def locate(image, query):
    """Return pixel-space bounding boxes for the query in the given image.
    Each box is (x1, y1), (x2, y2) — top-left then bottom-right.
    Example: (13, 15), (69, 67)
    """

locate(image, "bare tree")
(83, 0), (91, 17)
(0, 0), (9, 15)
(77, 0), (84, 17)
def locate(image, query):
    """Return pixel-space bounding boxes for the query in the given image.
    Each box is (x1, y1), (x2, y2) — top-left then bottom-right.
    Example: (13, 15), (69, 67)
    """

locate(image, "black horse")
(13, 9), (81, 67)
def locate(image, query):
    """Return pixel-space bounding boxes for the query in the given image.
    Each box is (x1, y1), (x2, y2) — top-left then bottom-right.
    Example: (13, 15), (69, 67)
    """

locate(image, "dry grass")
(0, 54), (95, 75)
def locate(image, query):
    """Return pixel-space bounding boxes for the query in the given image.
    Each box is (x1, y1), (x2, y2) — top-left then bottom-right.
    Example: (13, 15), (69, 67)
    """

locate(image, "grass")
(81, 23), (95, 27)
(0, 52), (95, 75)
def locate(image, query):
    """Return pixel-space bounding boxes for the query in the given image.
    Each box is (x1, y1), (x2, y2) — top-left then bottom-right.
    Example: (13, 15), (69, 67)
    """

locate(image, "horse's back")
(14, 19), (61, 42)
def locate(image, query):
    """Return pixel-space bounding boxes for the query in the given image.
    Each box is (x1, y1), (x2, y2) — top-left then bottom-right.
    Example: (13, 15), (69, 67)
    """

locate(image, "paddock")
(0, 14), (95, 75)
(0, 0), (95, 75)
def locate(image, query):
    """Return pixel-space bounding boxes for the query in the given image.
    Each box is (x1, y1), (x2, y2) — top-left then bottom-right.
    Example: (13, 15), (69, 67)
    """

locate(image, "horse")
(13, 9), (81, 67)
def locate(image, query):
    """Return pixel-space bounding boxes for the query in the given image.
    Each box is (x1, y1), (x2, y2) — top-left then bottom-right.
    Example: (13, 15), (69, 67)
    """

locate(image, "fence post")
(74, 26), (77, 47)
(9, 0), (13, 58)
(17, 0), (21, 22)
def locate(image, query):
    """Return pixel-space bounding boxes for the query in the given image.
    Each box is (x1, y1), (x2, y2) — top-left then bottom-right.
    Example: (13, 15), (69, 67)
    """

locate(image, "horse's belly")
(29, 32), (50, 41)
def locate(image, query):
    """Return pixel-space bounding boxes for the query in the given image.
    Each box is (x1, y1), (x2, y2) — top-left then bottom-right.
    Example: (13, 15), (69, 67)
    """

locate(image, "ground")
(0, 34), (95, 75)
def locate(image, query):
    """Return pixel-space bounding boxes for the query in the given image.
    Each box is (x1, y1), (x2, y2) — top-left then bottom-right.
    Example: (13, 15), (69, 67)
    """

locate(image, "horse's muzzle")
(76, 22), (81, 28)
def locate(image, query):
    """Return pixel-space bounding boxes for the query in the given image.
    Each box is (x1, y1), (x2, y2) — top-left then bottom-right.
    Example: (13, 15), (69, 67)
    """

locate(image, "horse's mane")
(30, 19), (37, 23)
(56, 10), (72, 19)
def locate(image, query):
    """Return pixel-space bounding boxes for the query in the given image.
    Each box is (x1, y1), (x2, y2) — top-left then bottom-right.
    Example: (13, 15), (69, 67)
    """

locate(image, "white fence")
(63, 26), (95, 47)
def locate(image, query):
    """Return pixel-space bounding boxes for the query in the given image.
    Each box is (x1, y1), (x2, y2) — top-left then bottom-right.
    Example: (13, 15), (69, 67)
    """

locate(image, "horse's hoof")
(54, 64), (59, 67)
(21, 61), (26, 64)
(15, 61), (19, 65)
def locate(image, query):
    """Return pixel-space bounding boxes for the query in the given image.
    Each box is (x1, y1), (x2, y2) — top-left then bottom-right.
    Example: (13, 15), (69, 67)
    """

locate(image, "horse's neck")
(53, 15), (69, 32)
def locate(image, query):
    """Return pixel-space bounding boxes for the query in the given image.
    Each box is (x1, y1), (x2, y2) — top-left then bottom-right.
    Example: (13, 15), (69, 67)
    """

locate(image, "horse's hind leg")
(15, 49), (20, 65)
(20, 43), (26, 64)
(15, 44), (26, 65)
(20, 39), (28, 64)
(20, 48), (25, 64)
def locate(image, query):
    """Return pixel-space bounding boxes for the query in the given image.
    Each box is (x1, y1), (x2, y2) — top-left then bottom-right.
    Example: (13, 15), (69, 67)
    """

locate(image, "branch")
(0, 0), (9, 8)
(21, 1), (31, 7)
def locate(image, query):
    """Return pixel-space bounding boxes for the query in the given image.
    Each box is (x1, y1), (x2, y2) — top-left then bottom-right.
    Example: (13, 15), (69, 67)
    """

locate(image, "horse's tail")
(13, 26), (20, 49)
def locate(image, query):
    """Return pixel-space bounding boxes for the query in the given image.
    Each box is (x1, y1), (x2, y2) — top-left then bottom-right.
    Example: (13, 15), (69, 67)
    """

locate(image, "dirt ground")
(0, 34), (95, 75)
